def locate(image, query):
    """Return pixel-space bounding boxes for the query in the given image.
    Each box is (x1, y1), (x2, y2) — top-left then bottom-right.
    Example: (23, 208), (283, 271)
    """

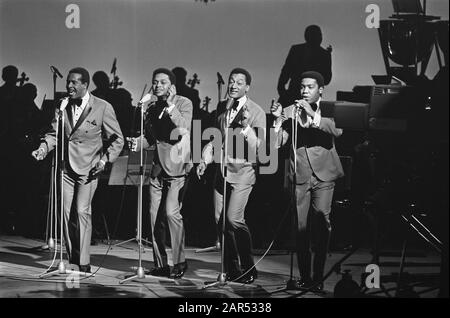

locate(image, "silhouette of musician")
(277, 25), (332, 107)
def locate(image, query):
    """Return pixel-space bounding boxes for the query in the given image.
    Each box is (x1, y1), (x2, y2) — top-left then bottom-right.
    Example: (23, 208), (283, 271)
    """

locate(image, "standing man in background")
(277, 25), (332, 107)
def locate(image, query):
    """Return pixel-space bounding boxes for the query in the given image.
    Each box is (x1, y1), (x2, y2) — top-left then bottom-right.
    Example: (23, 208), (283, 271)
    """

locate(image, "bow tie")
(231, 99), (239, 111)
(69, 98), (82, 107)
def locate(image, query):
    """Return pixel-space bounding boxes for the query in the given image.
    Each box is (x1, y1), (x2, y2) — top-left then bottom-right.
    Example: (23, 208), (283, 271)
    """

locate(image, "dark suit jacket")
(44, 93), (124, 175)
(277, 43), (332, 106)
(278, 102), (343, 184)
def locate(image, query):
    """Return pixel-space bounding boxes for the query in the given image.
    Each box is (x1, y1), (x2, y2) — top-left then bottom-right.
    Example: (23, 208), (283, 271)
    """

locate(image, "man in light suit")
(130, 68), (192, 279)
(271, 71), (343, 291)
(197, 68), (266, 284)
(32, 67), (124, 272)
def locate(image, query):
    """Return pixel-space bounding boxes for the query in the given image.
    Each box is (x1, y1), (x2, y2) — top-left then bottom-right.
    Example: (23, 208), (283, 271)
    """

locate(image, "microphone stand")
(269, 106), (301, 294)
(40, 102), (92, 278)
(120, 96), (171, 284)
(113, 87), (153, 250)
(203, 101), (243, 289)
(43, 66), (61, 251)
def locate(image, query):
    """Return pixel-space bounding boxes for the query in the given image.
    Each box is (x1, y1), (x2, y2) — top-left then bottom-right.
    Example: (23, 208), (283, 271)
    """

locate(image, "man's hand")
(238, 105), (250, 128)
(89, 160), (105, 178)
(270, 99), (283, 119)
(127, 137), (142, 152)
(196, 161), (207, 179)
(167, 84), (177, 105)
(295, 99), (315, 118)
(31, 146), (47, 161)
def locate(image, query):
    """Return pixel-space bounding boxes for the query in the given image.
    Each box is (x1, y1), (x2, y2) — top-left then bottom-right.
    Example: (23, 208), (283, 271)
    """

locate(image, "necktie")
(310, 102), (318, 112)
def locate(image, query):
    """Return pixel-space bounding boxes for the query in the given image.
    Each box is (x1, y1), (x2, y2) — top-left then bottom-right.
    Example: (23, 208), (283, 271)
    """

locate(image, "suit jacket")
(144, 95), (193, 177)
(214, 97), (266, 185)
(277, 43), (332, 105)
(44, 93), (124, 175)
(280, 102), (343, 184)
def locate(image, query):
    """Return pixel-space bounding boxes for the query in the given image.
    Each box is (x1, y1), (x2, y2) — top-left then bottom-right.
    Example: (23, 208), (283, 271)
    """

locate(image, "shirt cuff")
(273, 118), (283, 132)
(241, 125), (251, 136)
(166, 103), (176, 114)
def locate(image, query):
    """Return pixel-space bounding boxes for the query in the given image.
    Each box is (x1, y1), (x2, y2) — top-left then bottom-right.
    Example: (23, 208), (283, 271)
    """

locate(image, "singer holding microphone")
(271, 71), (343, 291)
(32, 67), (124, 273)
(128, 68), (192, 279)
(197, 68), (266, 284)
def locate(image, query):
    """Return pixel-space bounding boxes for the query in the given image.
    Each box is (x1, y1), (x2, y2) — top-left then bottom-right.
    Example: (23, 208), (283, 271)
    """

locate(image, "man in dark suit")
(277, 25), (332, 107)
(197, 68), (266, 284)
(129, 68), (192, 279)
(32, 67), (124, 272)
(271, 71), (343, 291)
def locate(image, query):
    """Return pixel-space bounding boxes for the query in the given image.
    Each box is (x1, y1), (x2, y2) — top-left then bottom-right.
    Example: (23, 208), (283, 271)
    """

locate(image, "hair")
(300, 71), (325, 88)
(153, 68), (176, 84)
(229, 67), (252, 85)
(68, 67), (90, 87)
(304, 25), (322, 44)
(2, 65), (19, 82)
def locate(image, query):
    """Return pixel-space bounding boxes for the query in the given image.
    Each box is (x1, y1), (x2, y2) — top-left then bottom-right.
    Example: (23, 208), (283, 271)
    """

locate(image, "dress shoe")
(79, 264), (91, 273)
(170, 261), (188, 279)
(295, 277), (313, 290)
(312, 282), (324, 293)
(148, 265), (170, 277)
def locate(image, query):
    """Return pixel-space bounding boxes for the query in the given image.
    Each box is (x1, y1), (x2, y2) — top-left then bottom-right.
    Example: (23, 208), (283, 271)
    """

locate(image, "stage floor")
(0, 235), (441, 298)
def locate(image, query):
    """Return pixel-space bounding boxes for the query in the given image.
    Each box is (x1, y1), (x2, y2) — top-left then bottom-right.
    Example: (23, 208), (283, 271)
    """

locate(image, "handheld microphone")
(50, 66), (63, 78)
(59, 97), (69, 112)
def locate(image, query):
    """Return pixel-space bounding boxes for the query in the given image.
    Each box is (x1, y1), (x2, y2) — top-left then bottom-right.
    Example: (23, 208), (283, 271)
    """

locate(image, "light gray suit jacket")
(44, 93), (124, 175)
(213, 97), (266, 185)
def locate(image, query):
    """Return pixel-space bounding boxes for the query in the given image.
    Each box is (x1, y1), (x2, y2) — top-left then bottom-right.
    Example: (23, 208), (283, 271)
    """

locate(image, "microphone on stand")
(138, 92), (153, 106)
(59, 97), (69, 111)
(225, 97), (235, 110)
(50, 66), (63, 78)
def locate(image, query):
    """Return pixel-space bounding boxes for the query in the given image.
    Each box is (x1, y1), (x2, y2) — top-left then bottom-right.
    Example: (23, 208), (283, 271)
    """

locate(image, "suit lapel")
(229, 98), (251, 127)
(64, 106), (74, 133)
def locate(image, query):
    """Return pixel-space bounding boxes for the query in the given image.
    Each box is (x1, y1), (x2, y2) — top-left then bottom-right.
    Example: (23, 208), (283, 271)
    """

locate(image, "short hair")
(300, 71), (325, 88)
(153, 68), (176, 84)
(229, 67), (252, 85)
(304, 25), (322, 44)
(68, 67), (90, 87)
(2, 65), (18, 82)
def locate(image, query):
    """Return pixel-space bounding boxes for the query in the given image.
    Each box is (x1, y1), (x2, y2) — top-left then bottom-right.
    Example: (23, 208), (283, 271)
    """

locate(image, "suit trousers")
(149, 174), (187, 267)
(62, 171), (98, 266)
(295, 173), (334, 281)
(214, 182), (254, 275)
